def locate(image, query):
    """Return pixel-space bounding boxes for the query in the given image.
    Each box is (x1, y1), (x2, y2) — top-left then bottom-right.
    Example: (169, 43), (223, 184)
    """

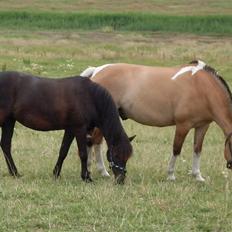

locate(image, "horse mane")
(88, 81), (132, 158)
(190, 60), (232, 102)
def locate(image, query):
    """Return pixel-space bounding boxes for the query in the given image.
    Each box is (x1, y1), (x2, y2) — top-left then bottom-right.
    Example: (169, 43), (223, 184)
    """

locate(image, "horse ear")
(129, 135), (136, 142)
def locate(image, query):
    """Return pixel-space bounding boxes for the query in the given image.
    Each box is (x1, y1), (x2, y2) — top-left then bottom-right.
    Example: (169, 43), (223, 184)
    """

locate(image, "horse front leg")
(190, 124), (210, 182)
(94, 144), (110, 177)
(75, 127), (92, 182)
(1, 118), (19, 177)
(167, 124), (190, 181)
(53, 129), (74, 178)
(87, 127), (109, 177)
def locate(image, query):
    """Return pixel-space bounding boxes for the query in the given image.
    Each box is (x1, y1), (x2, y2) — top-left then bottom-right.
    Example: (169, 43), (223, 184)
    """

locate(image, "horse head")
(107, 135), (136, 184)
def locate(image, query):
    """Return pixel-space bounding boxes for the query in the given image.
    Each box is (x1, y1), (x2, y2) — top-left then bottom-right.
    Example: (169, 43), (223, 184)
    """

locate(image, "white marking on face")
(171, 60), (206, 80)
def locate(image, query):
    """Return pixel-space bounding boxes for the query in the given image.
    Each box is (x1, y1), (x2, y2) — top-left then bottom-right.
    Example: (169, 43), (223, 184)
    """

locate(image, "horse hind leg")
(190, 124), (209, 182)
(1, 118), (19, 177)
(167, 124), (190, 181)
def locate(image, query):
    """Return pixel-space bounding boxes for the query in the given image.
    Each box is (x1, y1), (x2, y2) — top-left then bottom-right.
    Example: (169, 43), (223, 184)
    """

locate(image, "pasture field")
(0, 0), (231, 15)
(0, 1), (232, 231)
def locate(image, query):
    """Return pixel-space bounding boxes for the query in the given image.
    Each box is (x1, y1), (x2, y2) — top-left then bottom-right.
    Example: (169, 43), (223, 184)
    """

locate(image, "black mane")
(190, 60), (232, 102)
(88, 81), (132, 158)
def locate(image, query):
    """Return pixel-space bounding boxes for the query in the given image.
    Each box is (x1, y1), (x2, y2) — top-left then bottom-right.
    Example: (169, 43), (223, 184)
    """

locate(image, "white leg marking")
(191, 152), (205, 182)
(87, 146), (93, 172)
(167, 153), (177, 181)
(94, 144), (110, 177)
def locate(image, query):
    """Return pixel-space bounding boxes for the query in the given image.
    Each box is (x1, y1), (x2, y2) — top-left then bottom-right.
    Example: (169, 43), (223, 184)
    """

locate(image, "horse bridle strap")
(109, 161), (127, 174)
(108, 150), (127, 174)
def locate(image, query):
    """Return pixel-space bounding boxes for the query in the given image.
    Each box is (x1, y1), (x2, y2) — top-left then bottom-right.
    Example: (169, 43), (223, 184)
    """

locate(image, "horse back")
(0, 72), (97, 130)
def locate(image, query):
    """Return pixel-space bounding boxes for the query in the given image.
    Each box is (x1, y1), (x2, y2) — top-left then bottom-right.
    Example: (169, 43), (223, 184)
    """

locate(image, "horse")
(80, 60), (232, 181)
(0, 71), (133, 184)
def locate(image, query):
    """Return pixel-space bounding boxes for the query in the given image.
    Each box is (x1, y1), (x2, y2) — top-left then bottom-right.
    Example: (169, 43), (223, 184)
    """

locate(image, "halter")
(108, 149), (127, 174)
(225, 132), (232, 168)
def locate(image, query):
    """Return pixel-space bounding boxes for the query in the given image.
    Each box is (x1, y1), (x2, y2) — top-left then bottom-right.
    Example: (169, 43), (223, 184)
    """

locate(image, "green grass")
(0, 29), (232, 231)
(0, 11), (232, 36)
(0, 1), (232, 229)
(0, 0), (231, 15)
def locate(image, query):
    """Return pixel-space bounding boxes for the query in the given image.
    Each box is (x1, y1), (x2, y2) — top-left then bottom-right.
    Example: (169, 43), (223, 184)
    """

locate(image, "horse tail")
(80, 66), (96, 78)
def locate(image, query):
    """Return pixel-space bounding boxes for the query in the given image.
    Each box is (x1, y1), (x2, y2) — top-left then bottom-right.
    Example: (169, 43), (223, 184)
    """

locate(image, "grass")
(0, 0), (232, 230)
(0, 11), (232, 36)
(0, 0), (231, 15)
(0, 29), (232, 231)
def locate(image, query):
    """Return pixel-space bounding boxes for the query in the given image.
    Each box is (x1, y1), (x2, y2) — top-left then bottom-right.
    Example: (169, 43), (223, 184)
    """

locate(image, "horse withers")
(81, 60), (232, 181)
(0, 71), (133, 184)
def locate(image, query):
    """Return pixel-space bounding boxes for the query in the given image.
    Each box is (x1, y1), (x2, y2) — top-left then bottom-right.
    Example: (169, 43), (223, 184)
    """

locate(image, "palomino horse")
(0, 71), (133, 184)
(80, 60), (232, 181)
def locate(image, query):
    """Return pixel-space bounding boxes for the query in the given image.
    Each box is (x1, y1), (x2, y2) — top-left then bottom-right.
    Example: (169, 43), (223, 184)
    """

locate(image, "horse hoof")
(195, 175), (205, 182)
(10, 171), (22, 178)
(85, 177), (93, 183)
(189, 171), (205, 182)
(167, 174), (176, 181)
(14, 173), (22, 178)
(101, 170), (110, 177)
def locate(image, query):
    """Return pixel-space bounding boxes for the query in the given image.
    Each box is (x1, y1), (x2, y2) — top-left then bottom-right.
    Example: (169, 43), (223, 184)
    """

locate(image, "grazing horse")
(0, 71), (133, 184)
(80, 60), (232, 181)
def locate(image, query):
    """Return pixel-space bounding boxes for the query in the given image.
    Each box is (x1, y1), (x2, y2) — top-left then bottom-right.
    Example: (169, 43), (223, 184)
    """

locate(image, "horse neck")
(210, 86), (232, 136)
(89, 81), (128, 147)
(214, 108), (232, 136)
(100, 112), (126, 148)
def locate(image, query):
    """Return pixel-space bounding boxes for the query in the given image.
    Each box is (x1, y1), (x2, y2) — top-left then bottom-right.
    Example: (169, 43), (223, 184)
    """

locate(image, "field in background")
(0, 12), (231, 36)
(0, 1), (232, 231)
(0, 0), (231, 15)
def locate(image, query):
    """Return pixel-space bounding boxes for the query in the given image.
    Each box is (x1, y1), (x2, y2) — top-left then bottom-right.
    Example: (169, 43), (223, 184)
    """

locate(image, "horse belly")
(16, 115), (57, 131)
(15, 110), (66, 131)
(123, 100), (175, 127)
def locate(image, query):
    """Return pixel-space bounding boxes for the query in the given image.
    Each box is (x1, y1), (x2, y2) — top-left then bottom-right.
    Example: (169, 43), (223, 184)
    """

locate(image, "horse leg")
(190, 124), (209, 182)
(53, 129), (74, 178)
(86, 127), (109, 176)
(94, 144), (110, 177)
(0, 118), (19, 176)
(87, 145), (93, 172)
(167, 124), (190, 181)
(75, 127), (92, 182)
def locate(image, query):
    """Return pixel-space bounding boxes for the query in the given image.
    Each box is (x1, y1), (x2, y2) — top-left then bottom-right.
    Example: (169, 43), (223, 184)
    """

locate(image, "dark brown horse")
(81, 60), (232, 181)
(0, 71), (132, 183)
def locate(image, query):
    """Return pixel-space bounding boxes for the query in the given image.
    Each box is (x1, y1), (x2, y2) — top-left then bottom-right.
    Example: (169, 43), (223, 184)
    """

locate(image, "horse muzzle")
(115, 173), (126, 185)
(226, 161), (232, 169)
